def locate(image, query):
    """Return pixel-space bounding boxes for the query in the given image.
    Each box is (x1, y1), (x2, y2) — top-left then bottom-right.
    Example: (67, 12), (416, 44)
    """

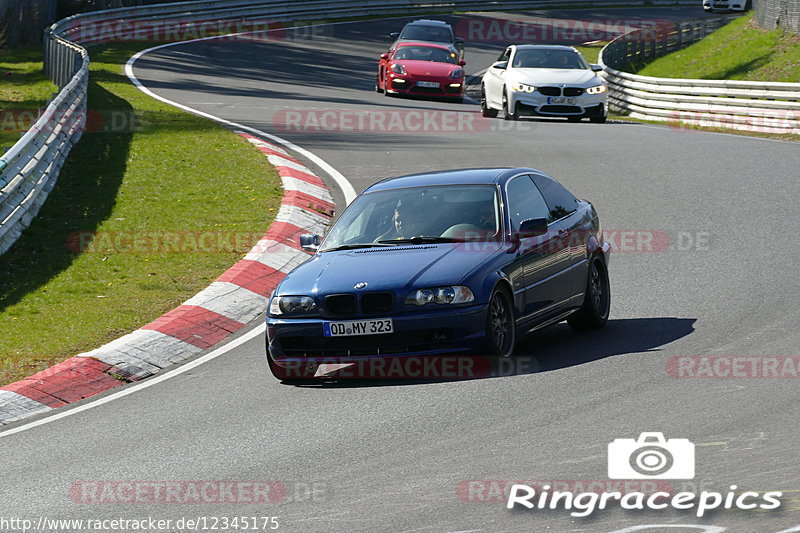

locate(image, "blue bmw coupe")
(266, 168), (611, 381)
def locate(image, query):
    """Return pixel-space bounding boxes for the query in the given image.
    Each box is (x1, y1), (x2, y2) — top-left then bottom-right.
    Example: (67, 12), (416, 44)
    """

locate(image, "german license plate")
(547, 97), (576, 104)
(416, 81), (440, 88)
(323, 318), (394, 337)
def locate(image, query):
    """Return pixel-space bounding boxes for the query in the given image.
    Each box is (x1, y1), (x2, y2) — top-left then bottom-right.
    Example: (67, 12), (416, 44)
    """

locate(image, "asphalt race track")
(3, 8), (800, 533)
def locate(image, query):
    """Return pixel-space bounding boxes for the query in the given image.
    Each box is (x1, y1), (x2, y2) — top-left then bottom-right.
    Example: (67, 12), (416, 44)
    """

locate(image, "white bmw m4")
(481, 45), (608, 123)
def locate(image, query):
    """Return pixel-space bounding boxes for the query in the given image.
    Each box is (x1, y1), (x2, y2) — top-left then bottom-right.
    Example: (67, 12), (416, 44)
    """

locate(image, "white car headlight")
(405, 286), (475, 306)
(511, 83), (536, 93)
(587, 85), (607, 95)
(269, 295), (317, 315)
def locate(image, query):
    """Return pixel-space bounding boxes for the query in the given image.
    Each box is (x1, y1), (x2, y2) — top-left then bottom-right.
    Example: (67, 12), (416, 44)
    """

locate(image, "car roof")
(405, 19), (451, 27)
(395, 41), (451, 50)
(365, 168), (542, 192)
(512, 44), (577, 52)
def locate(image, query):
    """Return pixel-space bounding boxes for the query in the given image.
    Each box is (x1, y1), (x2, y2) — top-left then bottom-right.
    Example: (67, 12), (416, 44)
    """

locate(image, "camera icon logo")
(608, 432), (695, 479)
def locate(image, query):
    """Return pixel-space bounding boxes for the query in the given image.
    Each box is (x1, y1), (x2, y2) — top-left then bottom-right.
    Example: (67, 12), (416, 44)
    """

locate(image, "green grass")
(636, 14), (800, 82)
(0, 47), (59, 151)
(575, 42), (605, 64)
(0, 43), (283, 386)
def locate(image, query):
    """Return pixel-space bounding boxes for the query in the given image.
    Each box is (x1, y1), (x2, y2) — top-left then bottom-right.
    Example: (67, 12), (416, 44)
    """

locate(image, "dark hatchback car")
(389, 19), (465, 59)
(266, 168), (611, 381)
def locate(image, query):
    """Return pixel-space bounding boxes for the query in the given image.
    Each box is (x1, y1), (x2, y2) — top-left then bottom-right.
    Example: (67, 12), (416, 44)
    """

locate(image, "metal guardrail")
(0, 0), (700, 256)
(599, 16), (800, 134)
(0, 35), (87, 255)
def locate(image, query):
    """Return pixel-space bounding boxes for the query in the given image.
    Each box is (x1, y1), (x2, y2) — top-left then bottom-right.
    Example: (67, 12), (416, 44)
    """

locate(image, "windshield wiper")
(320, 243), (395, 252)
(378, 236), (461, 245)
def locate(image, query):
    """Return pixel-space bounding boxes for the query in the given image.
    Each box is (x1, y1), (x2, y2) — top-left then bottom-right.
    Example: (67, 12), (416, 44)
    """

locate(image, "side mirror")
(300, 233), (321, 253)
(458, 59), (466, 66)
(518, 218), (548, 238)
(454, 37), (464, 44)
(389, 32), (399, 39)
(380, 53), (389, 60)
(492, 61), (507, 70)
(590, 63), (603, 72)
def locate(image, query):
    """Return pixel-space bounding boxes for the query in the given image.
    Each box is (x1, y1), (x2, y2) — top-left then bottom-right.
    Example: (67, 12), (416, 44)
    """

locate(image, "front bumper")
(509, 91), (607, 117)
(704, 0), (747, 9)
(267, 303), (487, 363)
(387, 73), (464, 98)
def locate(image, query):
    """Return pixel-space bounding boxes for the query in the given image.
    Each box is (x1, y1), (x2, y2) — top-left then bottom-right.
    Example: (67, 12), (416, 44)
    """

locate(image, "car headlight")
(512, 83), (536, 93)
(405, 286), (475, 306)
(390, 63), (406, 75)
(269, 295), (317, 316)
(450, 67), (463, 79)
(586, 84), (607, 94)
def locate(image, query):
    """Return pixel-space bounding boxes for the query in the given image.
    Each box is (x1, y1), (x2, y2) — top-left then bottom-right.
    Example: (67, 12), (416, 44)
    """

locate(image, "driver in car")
(374, 200), (424, 242)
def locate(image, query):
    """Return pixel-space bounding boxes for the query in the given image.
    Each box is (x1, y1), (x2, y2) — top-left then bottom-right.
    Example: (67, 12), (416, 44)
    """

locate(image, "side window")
(497, 47), (511, 63)
(531, 174), (578, 222)
(506, 175), (550, 231)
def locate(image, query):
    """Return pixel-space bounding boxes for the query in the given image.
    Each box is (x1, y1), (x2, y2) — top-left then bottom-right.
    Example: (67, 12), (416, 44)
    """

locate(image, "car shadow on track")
(283, 316), (696, 388)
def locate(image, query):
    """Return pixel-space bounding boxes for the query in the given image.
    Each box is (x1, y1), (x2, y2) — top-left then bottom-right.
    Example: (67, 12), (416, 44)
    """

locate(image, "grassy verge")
(636, 14), (800, 82)
(0, 47), (59, 151)
(0, 43), (283, 386)
(575, 42), (604, 64)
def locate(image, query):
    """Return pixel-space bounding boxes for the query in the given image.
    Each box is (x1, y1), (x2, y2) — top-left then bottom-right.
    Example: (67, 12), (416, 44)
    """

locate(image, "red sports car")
(376, 42), (466, 102)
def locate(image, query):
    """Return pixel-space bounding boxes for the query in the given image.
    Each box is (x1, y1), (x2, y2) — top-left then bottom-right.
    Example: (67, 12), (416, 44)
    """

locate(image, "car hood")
(510, 68), (600, 87)
(276, 243), (503, 296)
(399, 60), (460, 77)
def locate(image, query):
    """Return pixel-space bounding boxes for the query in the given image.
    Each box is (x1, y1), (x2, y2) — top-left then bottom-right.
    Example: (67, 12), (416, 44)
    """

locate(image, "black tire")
(481, 87), (498, 118)
(451, 96), (464, 104)
(567, 255), (611, 330)
(502, 90), (518, 121)
(484, 286), (516, 358)
(704, 6), (713, 12)
(567, 115), (582, 123)
(590, 114), (607, 124)
(744, 0), (752, 10)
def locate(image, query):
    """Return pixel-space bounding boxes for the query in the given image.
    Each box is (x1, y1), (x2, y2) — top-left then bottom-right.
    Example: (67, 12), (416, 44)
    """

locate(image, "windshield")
(320, 185), (501, 251)
(512, 49), (588, 69)
(394, 45), (458, 64)
(399, 25), (452, 43)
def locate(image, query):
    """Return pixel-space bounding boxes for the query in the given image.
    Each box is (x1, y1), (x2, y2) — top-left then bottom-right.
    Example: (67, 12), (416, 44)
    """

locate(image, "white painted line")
(182, 281), (267, 320)
(245, 239), (311, 272)
(0, 324), (266, 438)
(275, 204), (329, 234)
(83, 328), (204, 373)
(240, 134), (290, 156)
(280, 175), (334, 203)
(125, 39), (357, 203)
(267, 154), (314, 175)
(0, 391), (53, 425)
(607, 526), (726, 533)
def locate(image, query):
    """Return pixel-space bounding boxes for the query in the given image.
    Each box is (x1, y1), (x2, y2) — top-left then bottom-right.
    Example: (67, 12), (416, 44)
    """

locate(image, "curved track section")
(2, 8), (799, 533)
